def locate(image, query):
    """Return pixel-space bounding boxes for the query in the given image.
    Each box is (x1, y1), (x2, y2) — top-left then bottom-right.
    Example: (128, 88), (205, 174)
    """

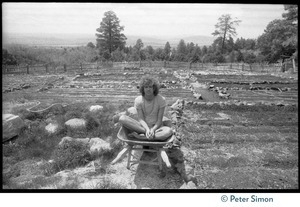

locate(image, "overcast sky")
(2, 3), (286, 39)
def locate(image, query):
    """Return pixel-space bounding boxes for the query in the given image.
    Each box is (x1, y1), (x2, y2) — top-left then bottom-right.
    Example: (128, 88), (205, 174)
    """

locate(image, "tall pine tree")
(96, 11), (127, 60)
(212, 14), (241, 54)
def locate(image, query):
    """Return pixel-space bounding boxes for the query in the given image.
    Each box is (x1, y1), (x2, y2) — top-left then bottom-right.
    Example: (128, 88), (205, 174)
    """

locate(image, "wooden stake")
(111, 145), (130, 165)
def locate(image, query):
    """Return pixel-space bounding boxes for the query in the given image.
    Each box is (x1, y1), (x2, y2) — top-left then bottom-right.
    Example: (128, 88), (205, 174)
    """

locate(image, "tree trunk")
(221, 30), (227, 53)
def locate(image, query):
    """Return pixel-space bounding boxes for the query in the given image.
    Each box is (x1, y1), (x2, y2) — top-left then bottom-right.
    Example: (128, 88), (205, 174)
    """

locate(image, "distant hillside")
(2, 33), (95, 47)
(2, 33), (215, 48)
(118, 35), (215, 48)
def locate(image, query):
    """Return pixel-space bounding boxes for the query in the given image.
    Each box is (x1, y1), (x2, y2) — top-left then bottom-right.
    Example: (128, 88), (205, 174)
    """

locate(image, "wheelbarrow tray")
(117, 127), (175, 147)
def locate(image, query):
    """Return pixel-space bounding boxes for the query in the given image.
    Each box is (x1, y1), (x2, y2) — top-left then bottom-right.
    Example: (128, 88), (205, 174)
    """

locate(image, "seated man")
(118, 76), (173, 141)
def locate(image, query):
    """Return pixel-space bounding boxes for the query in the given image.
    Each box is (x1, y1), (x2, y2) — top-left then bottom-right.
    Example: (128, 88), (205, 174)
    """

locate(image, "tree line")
(2, 5), (297, 66)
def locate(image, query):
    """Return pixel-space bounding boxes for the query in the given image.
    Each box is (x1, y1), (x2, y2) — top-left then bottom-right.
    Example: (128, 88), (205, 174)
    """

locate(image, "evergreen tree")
(133, 39), (144, 61)
(87, 42), (95, 48)
(176, 39), (187, 61)
(257, 19), (296, 62)
(145, 45), (155, 60)
(282, 4), (298, 59)
(2, 49), (17, 65)
(95, 11), (127, 60)
(154, 48), (164, 60)
(212, 14), (241, 53)
(163, 42), (171, 60)
(201, 45), (208, 55)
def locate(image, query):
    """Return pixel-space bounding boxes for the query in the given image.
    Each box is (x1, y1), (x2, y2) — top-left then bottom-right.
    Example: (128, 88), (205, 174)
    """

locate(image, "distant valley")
(2, 33), (215, 48)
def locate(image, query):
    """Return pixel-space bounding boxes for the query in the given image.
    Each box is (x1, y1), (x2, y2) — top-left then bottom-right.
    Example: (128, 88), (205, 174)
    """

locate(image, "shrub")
(84, 112), (100, 131)
(14, 119), (63, 160)
(64, 110), (83, 120)
(17, 120), (47, 147)
(51, 140), (92, 171)
(3, 143), (18, 157)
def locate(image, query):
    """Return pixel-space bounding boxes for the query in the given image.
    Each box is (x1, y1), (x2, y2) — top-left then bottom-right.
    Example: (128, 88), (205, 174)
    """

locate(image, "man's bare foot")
(128, 132), (148, 140)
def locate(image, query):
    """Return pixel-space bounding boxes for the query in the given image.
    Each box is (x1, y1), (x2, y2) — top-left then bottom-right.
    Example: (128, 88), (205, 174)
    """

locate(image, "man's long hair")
(139, 76), (160, 96)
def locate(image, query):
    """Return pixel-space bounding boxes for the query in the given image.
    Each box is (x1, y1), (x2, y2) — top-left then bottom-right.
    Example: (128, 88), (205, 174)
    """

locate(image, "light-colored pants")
(118, 115), (173, 141)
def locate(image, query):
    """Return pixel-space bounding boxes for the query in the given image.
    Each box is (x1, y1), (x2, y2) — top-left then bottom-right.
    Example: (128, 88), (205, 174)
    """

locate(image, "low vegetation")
(2, 100), (130, 189)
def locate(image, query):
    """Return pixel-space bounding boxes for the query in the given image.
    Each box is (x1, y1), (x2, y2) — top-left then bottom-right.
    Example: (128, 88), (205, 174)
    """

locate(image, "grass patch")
(51, 140), (92, 172)
(4, 176), (61, 189)
(94, 176), (127, 189)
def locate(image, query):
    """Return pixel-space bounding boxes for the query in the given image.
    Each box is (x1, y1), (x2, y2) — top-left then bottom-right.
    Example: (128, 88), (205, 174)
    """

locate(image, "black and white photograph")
(2, 2), (298, 193)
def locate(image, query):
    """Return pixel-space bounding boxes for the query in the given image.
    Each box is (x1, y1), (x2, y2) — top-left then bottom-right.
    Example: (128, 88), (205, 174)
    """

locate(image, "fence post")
(26, 65), (30, 74)
(45, 64), (49, 73)
(64, 64), (67, 72)
(292, 58), (295, 73)
(80, 63), (83, 70)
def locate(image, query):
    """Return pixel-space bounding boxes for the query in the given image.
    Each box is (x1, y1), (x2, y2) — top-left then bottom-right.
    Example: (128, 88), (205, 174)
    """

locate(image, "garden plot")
(227, 90), (298, 104)
(190, 72), (298, 105)
(180, 105), (298, 189)
(2, 66), (298, 189)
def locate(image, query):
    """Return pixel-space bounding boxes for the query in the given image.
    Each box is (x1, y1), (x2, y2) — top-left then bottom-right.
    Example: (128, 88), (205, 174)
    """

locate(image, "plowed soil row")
(2, 67), (298, 189)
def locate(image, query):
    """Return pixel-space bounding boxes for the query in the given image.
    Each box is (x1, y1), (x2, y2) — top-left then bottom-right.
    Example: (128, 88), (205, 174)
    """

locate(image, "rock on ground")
(179, 181), (197, 189)
(2, 114), (25, 142)
(45, 123), (59, 134)
(89, 138), (112, 156)
(58, 136), (111, 157)
(65, 118), (86, 129)
(89, 105), (103, 113)
(59, 136), (90, 146)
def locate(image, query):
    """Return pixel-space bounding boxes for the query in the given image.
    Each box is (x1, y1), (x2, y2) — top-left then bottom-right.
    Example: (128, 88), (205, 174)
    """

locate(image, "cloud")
(2, 3), (285, 39)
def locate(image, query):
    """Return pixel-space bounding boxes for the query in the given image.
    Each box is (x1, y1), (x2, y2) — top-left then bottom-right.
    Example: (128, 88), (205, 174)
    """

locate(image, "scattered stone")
(179, 181), (197, 189)
(219, 92), (230, 99)
(171, 99), (184, 111)
(2, 114), (25, 142)
(89, 138), (111, 156)
(216, 112), (231, 120)
(89, 105), (103, 113)
(270, 87), (282, 92)
(21, 83), (30, 89)
(45, 123), (59, 134)
(193, 93), (202, 100)
(276, 102), (285, 107)
(65, 118), (86, 129)
(247, 102), (256, 106)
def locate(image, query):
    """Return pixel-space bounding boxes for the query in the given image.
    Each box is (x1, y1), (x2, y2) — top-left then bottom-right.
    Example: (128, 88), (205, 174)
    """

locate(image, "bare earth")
(2, 67), (298, 189)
